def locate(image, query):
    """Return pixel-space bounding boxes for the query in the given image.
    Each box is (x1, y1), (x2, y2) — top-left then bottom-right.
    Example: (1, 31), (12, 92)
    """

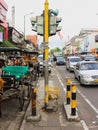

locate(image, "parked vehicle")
(83, 55), (96, 61)
(0, 47), (38, 113)
(38, 55), (52, 75)
(56, 56), (65, 65)
(66, 56), (82, 71)
(74, 61), (98, 85)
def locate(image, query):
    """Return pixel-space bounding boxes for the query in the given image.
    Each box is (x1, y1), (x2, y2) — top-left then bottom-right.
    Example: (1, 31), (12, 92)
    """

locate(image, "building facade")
(0, 0), (8, 42)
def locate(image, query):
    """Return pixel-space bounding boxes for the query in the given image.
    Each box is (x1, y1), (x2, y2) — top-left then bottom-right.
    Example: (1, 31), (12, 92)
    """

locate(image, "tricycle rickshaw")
(0, 47), (36, 116)
(22, 49), (39, 81)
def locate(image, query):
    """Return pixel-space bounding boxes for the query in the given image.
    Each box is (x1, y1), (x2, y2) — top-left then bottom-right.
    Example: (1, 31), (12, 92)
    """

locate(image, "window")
(95, 35), (98, 42)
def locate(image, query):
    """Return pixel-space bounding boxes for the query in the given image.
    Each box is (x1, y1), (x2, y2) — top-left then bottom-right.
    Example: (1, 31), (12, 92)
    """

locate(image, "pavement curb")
(63, 102), (80, 121)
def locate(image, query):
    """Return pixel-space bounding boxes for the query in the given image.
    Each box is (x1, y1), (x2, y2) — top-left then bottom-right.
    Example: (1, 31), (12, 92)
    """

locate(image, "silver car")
(38, 55), (52, 75)
(74, 61), (98, 85)
(66, 56), (82, 71)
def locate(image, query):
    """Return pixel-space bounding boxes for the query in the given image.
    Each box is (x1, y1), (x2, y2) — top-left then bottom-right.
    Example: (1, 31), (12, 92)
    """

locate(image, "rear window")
(69, 58), (82, 62)
(84, 56), (95, 61)
(57, 56), (65, 60)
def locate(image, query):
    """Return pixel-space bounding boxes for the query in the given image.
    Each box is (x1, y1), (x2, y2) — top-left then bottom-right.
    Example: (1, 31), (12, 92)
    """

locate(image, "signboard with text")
(0, 4), (7, 22)
(0, 32), (3, 42)
(12, 29), (23, 44)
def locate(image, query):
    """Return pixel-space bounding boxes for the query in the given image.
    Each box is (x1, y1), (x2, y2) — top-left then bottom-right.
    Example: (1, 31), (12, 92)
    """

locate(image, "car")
(66, 56), (82, 71)
(56, 56), (65, 65)
(83, 55), (96, 61)
(38, 55), (52, 75)
(74, 61), (98, 85)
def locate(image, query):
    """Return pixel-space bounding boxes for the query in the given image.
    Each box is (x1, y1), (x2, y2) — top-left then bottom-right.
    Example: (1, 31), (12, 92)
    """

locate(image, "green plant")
(1, 40), (17, 47)
(0, 26), (4, 32)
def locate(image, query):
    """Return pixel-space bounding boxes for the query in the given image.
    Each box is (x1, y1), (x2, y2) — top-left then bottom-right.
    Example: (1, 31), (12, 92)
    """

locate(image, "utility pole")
(30, 0), (62, 110)
(24, 12), (34, 40)
(44, 0), (49, 108)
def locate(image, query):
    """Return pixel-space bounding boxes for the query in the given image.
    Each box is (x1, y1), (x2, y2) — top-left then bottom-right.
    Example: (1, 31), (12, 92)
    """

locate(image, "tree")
(50, 47), (62, 56)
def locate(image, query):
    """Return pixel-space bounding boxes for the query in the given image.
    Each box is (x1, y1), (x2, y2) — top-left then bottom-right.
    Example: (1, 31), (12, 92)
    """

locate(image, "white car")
(66, 56), (82, 72)
(83, 55), (96, 61)
(74, 61), (98, 85)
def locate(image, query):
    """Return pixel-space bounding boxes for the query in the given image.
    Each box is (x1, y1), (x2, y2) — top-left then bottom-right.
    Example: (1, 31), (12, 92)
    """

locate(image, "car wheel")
(69, 67), (71, 72)
(74, 73), (77, 79)
(66, 65), (68, 70)
(79, 77), (83, 86)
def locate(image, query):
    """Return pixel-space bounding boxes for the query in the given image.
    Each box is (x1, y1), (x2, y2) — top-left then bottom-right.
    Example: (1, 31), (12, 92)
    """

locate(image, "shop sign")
(12, 29), (22, 44)
(0, 4), (7, 22)
(0, 32), (3, 42)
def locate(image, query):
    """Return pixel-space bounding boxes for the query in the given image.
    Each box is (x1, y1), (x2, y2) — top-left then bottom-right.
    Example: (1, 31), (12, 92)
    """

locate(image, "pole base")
(42, 105), (58, 112)
(26, 113), (41, 122)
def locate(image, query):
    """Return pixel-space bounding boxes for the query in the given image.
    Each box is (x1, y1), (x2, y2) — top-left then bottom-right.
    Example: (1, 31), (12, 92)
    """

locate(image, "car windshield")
(70, 58), (82, 62)
(80, 63), (98, 70)
(57, 56), (65, 61)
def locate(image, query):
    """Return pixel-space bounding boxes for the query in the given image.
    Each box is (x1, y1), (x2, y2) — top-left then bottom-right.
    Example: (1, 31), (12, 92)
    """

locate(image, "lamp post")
(24, 12), (34, 40)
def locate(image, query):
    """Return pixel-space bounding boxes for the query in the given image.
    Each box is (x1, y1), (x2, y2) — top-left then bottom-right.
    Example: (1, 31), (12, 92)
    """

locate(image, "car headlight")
(70, 64), (74, 67)
(82, 75), (91, 78)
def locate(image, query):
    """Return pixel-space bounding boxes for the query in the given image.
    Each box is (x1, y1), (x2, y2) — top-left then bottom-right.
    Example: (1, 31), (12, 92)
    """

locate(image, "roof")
(67, 56), (81, 59)
(79, 61), (97, 64)
(0, 47), (20, 52)
(0, 40), (18, 48)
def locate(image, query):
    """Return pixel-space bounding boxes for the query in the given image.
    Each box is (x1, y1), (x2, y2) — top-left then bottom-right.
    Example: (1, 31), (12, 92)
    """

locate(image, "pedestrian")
(53, 56), (57, 66)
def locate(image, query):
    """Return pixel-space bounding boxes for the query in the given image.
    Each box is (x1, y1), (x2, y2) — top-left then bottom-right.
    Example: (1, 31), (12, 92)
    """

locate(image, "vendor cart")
(1, 65), (30, 111)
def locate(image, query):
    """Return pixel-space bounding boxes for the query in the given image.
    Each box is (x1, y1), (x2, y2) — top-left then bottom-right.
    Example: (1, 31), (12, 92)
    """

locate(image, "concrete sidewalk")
(20, 76), (84, 130)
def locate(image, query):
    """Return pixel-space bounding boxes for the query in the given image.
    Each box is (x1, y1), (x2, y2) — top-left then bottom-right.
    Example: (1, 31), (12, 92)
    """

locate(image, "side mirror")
(74, 65), (79, 70)
(76, 66), (79, 70)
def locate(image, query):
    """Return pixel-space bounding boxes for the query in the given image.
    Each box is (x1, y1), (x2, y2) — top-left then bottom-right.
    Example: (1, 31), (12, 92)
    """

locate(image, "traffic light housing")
(31, 16), (44, 35)
(49, 15), (62, 36)
(36, 16), (44, 35)
(30, 9), (62, 36)
(30, 17), (37, 32)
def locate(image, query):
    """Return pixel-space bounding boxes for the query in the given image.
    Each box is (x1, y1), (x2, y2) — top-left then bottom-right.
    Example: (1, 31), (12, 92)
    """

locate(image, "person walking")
(53, 56), (57, 66)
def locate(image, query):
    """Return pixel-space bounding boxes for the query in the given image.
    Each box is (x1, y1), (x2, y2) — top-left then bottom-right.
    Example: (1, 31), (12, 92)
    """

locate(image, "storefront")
(0, 0), (8, 42)
(8, 27), (24, 45)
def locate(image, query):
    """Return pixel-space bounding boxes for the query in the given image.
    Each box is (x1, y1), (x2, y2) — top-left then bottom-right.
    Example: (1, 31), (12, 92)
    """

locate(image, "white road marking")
(57, 74), (66, 91)
(80, 120), (89, 130)
(77, 88), (98, 114)
(56, 71), (90, 130)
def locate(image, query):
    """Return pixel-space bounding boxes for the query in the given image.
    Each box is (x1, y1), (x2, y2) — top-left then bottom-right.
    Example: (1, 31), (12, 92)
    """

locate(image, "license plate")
(94, 79), (98, 82)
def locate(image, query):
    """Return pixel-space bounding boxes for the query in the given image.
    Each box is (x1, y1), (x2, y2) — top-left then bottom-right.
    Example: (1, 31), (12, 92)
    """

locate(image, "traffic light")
(31, 16), (44, 35)
(30, 9), (62, 36)
(49, 16), (56, 36)
(36, 16), (44, 35)
(49, 15), (62, 36)
(30, 17), (37, 32)
(56, 17), (62, 32)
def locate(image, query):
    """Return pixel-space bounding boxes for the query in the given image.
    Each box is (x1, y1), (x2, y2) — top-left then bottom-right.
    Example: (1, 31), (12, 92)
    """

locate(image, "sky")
(4, 0), (98, 49)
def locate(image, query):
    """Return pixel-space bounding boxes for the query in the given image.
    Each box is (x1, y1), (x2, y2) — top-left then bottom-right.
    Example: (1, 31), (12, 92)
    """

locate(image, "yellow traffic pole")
(44, 0), (49, 108)
(32, 87), (37, 116)
(71, 84), (77, 116)
(0, 78), (5, 117)
(66, 77), (71, 105)
(44, 0), (49, 43)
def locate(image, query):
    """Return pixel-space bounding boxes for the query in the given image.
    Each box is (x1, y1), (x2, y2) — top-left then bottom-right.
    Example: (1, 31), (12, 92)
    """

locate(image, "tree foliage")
(50, 47), (61, 55)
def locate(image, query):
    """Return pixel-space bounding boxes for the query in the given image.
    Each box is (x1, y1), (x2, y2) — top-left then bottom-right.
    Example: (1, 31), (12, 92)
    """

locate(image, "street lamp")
(24, 12), (34, 40)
